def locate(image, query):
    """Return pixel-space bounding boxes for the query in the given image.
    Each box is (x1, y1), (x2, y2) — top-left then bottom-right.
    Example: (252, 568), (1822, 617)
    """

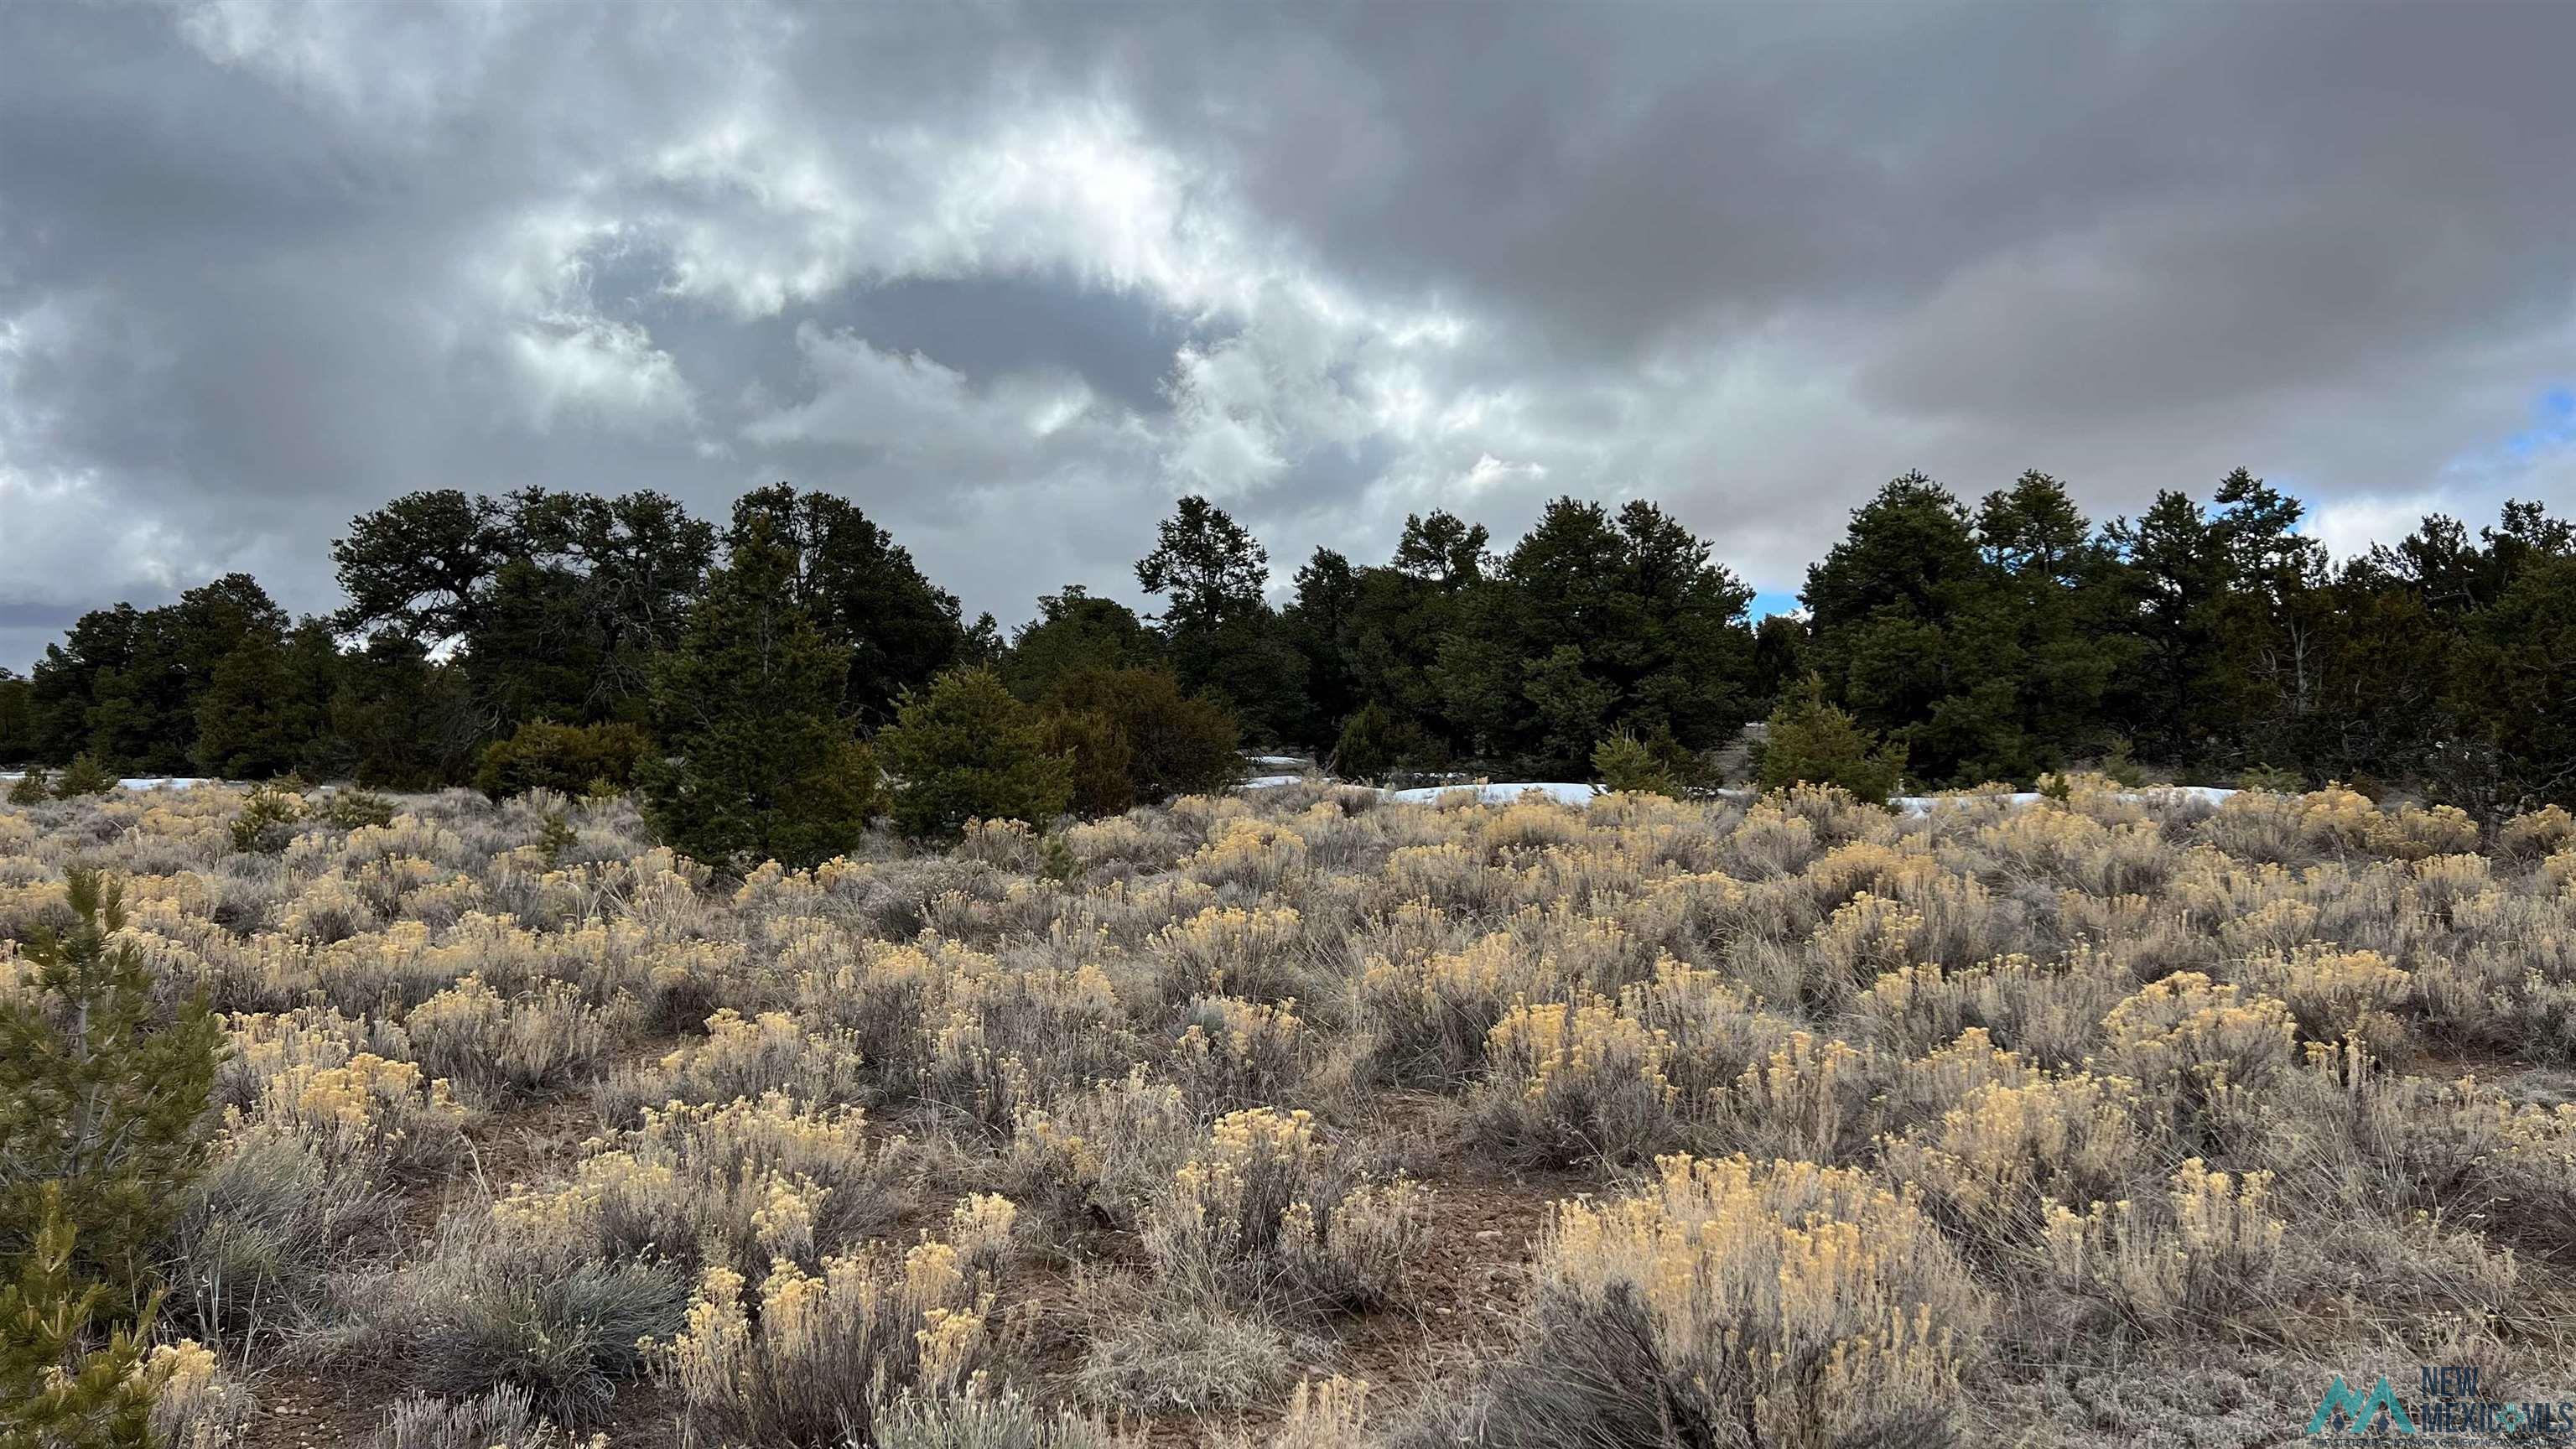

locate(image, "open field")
(11, 778), (2576, 1446)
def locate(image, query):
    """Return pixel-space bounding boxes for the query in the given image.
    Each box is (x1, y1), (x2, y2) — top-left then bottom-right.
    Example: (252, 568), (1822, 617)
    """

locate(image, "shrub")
(1757, 676), (1904, 805)
(1041, 706), (1136, 818)
(1047, 667), (1241, 803)
(376, 1386), (593, 1449)
(318, 788), (399, 831)
(406, 974), (621, 1105)
(474, 720), (650, 801)
(647, 1239), (999, 1446)
(54, 753), (117, 797)
(1591, 728), (1713, 798)
(1473, 995), (1681, 1166)
(373, 1223), (688, 1427)
(229, 782), (304, 854)
(880, 667), (1073, 839)
(2041, 1157), (2285, 1326)
(8, 769), (50, 804)
(1495, 1155), (1990, 1449)
(1139, 1107), (1426, 1316)
(1332, 701), (1430, 785)
(875, 1384), (1128, 1449)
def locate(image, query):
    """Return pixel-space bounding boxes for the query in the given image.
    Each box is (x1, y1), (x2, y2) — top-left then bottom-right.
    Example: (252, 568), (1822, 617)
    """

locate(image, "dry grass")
(9, 776), (2576, 1444)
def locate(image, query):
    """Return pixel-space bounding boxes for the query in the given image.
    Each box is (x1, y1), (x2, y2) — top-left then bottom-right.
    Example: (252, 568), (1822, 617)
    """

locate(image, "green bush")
(1047, 667), (1241, 803)
(229, 782), (304, 854)
(53, 754), (117, 798)
(473, 720), (649, 801)
(1756, 676), (1906, 806)
(1043, 706), (1136, 818)
(1592, 728), (1714, 798)
(879, 667), (1072, 839)
(0, 1188), (167, 1448)
(0, 870), (225, 1301)
(1332, 702), (1432, 785)
(318, 788), (398, 831)
(7, 770), (49, 805)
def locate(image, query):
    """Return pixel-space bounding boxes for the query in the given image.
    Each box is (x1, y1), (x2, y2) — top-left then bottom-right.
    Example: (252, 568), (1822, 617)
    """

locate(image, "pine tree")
(878, 667), (1072, 839)
(643, 518), (884, 870)
(1045, 667), (1240, 802)
(51, 755), (116, 797)
(0, 870), (224, 1303)
(1758, 676), (1907, 806)
(0, 1187), (164, 1449)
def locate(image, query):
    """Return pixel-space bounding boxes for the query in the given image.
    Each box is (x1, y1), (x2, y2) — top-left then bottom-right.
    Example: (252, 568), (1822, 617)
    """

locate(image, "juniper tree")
(878, 667), (1072, 839)
(643, 518), (884, 870)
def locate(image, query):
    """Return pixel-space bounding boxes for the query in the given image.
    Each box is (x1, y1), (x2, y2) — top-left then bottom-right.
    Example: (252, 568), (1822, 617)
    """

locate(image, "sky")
(4, 0), (2574, 670)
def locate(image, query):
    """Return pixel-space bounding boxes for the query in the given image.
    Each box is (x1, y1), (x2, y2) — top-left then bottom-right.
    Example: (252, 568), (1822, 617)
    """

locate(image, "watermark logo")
(2305, 1366), (2574, 1442)
(2307, 1376), (2415, 1436)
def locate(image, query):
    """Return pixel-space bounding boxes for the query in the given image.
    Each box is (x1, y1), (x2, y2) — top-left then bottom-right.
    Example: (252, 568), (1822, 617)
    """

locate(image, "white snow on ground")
(1384, 782), (1602, 805)
(1238, 775), (1308, 789)
(1892, 785), (2236, 816)
(1249, 756), (1307, 767)
(1, 774), (211, 791)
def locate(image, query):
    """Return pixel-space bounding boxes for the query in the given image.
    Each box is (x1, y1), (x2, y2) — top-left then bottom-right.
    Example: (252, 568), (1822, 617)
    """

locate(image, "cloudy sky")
(5, 0), (2574, 669)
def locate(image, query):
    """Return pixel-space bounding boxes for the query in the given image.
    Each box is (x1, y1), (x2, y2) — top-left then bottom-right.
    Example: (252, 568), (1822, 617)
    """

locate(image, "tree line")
(2, 470), (2572, 852)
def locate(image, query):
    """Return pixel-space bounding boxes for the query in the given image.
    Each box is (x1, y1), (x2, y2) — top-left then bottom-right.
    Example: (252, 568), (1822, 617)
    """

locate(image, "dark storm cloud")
(4, 0), (2574, 669)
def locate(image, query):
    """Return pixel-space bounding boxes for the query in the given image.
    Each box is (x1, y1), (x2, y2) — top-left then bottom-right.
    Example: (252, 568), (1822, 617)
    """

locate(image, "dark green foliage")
(1431, 498), (1754, 771)
(727, 484), (966, 724)
(228, 782), (304, 854)
(7, 770), (48, 805)
(335, 488), (716, 736)
(318, 789), (398, 831)
(0, 871), (224, 1304)
(1332, 701), (1432, 785)
(1592, 729), (1712, 798)
(52, 754), (116, 797)
(0, 670), (30, 764)
(1003, 586), (1162, 702)
(1046, 667), (1241, 803)
(1043, 707), (1137, 818)
(879, 667), (1072, 839)
(0, 1187), (163, 1449)
(1758, 677), (1906, 805)
(474, 720), (651, 800)
(644, 518), (885, 870)
(2449, 554), (2576, 809)
(1135, 496), (1306, 741)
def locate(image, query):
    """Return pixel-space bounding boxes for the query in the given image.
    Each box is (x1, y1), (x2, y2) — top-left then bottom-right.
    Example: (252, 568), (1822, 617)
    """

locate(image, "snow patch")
(1384, 782), (1602, 806)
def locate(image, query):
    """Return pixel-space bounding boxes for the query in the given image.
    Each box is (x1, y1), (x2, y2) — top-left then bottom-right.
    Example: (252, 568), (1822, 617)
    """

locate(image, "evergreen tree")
(1045, 667), (1241, 802)
(2451, 553), (2576, 809)
(1800, 474), (2025, 783)
(1973, 471), (2126, 769)
(0, 870), (224, 1302)
(1134, 496), (1304, 741)
(1433, 498), (1753, 771)
(878, 667), (1072, 839)
(0, 1187), (165, 1449)
(726, 484), (964, 724)
(1330, 701), (1428, 784)
(1000, 586), (1163, 702)
(1758, 676), (1907, 805)
(643, 520), (883, 869)
(52, 755), (116, 797)
(0, 670), (31, 764)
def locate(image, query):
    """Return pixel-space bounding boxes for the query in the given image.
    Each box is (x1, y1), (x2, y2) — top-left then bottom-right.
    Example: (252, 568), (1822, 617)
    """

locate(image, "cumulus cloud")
(4, 0), (2575, 668)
